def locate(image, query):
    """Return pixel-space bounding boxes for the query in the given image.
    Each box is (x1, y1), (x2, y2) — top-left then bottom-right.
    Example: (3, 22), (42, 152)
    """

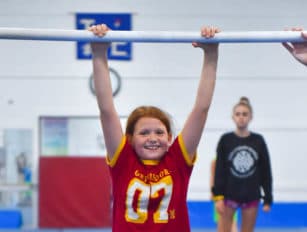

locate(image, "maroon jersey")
(106, 134), (195, 232)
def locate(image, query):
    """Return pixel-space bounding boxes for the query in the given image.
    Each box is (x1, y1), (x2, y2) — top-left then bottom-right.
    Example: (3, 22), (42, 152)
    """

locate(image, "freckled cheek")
(161, 140), (170, 149)
(133, 141), (144, 149)
(131, 139), (142, 150)
(132, 145), (144, 156)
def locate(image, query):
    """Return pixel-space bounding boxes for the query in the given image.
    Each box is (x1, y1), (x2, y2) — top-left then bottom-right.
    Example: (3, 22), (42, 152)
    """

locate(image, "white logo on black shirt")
(228, 145), (258, 178)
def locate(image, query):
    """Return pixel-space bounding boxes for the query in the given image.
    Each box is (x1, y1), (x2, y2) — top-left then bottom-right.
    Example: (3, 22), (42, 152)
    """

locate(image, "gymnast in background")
(212, 97), (273, 232)
(282, 27), (307, 66)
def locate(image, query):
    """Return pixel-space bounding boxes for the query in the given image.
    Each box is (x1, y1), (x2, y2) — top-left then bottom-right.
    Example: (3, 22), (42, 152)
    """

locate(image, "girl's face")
(131, 117), (172, 161)
(232, 105), (252, 130)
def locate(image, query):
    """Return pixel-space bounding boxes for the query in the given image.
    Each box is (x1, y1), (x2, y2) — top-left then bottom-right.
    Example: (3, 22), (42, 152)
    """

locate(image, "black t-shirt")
(212, 132), (273, 205)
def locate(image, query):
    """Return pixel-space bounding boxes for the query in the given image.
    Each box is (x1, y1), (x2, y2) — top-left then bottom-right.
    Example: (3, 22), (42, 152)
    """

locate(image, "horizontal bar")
(0, 27), (306, 43)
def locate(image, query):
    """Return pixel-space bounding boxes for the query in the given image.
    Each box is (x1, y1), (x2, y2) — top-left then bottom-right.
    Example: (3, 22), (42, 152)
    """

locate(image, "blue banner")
(76, 13), (132, 60)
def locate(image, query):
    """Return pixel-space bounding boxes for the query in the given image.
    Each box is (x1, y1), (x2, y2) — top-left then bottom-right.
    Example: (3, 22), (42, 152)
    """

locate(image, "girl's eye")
(235, 112), (248, 117)
(139, 130), (149, 136)
(138, 129), (165, 136)
(156, 130), (165, 135)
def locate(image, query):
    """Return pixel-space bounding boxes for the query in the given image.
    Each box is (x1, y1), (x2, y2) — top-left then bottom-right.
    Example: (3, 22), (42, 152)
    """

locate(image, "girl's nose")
(148, 134), (158, 142)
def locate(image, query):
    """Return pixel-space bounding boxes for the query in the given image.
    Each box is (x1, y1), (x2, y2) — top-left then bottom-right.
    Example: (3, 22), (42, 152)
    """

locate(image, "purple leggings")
(224, 199), (259, 209)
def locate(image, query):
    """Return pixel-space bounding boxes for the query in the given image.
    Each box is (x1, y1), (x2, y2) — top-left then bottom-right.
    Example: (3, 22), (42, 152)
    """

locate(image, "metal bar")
(0, 27), (306, 43)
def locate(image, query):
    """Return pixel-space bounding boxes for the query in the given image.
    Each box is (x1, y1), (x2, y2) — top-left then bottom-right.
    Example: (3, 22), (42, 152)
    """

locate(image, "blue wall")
(0, 210), (22, 228)
(188, 201), (307, 228)
(1, 202), (307, 229)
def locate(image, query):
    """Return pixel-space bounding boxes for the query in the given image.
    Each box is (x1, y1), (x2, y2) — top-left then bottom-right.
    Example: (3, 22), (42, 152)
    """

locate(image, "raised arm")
(89, 24), (123, 159)
(181, 26), (219, 160)
(282, 27), (307, 66)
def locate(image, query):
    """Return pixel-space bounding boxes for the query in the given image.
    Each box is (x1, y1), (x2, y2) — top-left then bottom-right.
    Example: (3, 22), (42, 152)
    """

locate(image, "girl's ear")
(126, 134), (132, 143)
(168, 134), (173, 144)
(231, 114), (235, 122)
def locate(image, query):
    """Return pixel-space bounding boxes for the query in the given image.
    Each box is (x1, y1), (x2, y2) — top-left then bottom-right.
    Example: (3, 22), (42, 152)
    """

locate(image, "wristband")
(213, 195), (224, 202)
